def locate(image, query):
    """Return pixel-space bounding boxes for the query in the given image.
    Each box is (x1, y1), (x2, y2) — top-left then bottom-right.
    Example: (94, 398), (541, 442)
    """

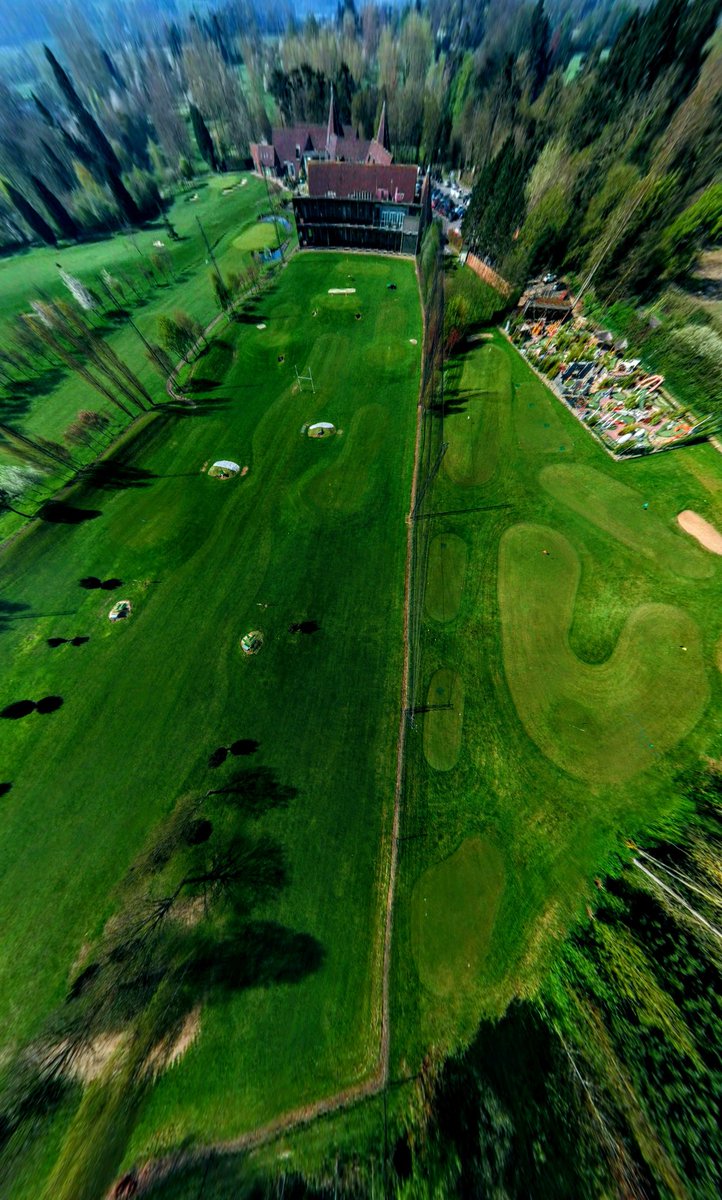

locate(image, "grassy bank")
(391, 328), (722, 1074)
(0, 251), (421, 1197)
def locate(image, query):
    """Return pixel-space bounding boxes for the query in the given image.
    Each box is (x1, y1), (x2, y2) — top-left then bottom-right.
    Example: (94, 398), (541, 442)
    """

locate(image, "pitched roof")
(376, 101), (391, 153)
(307, 161), (419, 202)
(366, 139), (392, 166)
(271, 125), (326, 165)
(326, 133), (372, 161)
(250, 142), (280, 170)
(326, 84), (344, 144)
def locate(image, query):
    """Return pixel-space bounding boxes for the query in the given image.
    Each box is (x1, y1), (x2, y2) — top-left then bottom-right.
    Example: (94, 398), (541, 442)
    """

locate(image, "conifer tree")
(1, 179), (56, 245)
(189, 104), (219, 172)
(29, 175), (78, 240)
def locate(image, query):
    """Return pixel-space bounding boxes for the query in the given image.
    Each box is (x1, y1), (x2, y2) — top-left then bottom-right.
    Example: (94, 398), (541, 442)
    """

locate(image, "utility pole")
(96, 273), (171, 379)
(195, 214), (225, 291)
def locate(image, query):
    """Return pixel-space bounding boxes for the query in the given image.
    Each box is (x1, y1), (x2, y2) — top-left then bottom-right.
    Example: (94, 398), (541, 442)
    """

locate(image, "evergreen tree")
(528, 0), (550, 101)
(42, 47), (142, 224)
(29, 174), (78, 240)
(1, 179), (56, 245)
(189, 104), (219, 172)
(43, 46), (118, 172)
(40, 140), (76, 193)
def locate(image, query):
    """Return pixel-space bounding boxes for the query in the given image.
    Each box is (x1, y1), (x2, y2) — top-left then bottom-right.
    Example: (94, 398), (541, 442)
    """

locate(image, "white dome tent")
(208, 460), (240, 479)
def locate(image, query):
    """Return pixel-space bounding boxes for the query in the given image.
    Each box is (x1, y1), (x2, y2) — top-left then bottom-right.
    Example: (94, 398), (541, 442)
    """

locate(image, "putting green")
(443, 343), (511, 487)
(424, 533), (468, 622)
(514, 381), (572, 453)
(232, 221), (284, 252)
(540, 463), (714, 580)
(423, 669), (464, 771)
(302, 404), (388, 514)
(499, 524), (708, 783)
(411, 838), (505, 997)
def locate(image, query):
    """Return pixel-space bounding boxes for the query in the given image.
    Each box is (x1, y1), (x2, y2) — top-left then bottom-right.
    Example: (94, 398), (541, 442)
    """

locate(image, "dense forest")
(1, 1), (719, 400)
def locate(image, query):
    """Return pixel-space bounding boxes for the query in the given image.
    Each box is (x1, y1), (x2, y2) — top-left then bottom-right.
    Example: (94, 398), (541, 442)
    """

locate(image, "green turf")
(390, 330), (722, 1069)
(422, 668), (465, 771)
(0, 251), (421, 1193)
(0, 172), (288, 505)
(232, 219), (285, 252)
(443, 342), (510, 486)
(540, 462), (714, 579)
(302, 404), (389, 514)
(410, 837), (506, 997)
(514, 380), (574, 454)
(424, 533), (468, 622)
(499, 522), (708, 783)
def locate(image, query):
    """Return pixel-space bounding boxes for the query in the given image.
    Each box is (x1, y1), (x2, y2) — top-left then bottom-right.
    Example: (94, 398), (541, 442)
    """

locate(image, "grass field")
(391, 327), (722, 1066)
(0, 252), (421, 1197)
(0, 172), (286, 530)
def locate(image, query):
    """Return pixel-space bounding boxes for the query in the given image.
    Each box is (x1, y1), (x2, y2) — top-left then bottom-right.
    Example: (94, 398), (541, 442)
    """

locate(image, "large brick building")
(250, 91), (393, 181)
(293, 161), (431, 257)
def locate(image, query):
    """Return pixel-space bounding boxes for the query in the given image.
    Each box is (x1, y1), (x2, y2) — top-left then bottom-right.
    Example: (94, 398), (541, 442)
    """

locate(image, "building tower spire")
(376, 100), (391, 153)
(326, 84), (344, 152)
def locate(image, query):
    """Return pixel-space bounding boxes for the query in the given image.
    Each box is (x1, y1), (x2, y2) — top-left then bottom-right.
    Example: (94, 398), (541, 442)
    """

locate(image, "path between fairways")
(117, 258), (427, 1197)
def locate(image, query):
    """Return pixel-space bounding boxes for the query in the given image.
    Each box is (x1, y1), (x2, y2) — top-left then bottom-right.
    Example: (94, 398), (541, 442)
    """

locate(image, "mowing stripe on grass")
(424, 533), (468, 622)
(422, 668), (464, 771)
(443, 343), (511, 487)
(498, 523), (709, 783)
(514, 381), (573, 454)
(411, 837), (505, 997)
(540, 463), (714, 580)
(302, 404), (388, 514)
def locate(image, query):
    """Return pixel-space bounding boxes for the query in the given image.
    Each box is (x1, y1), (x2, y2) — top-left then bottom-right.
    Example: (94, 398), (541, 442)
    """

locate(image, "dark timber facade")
(293, 166), (431, 257)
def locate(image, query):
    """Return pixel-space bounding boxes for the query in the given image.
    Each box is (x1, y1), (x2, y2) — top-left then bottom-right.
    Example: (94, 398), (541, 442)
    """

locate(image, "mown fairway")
(0, 252), (421, 1194)
(0, 173), (278, 493)
(392, 327), (722, 1066)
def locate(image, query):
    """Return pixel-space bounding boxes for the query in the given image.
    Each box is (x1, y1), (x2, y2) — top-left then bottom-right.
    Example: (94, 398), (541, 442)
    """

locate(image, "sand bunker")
(677, 510), (722, 555)
(328, 288), (356, 294)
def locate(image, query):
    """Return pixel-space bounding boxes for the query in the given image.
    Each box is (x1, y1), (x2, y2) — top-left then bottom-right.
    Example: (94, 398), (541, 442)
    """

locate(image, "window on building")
(379, 207), (404, 230)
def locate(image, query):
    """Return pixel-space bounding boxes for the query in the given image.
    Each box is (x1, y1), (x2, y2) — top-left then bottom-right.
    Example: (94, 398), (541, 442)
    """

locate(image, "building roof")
(376, 101), (391, 153)
(366, 139), (393, 166)
(307, 161), (418, 202)
(252, 90), (396, 173)
(326, 84), (344, 143)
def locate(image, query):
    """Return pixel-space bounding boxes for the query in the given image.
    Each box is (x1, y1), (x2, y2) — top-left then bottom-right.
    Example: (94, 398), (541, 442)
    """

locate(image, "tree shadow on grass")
(79, 577), (122, 590)
(289, 620), (320, 635)
(0, 696), (63, 718)
(189, 919), (325, 991)
(230, 739), (259, 756)
(0, 700), (35, 720)
(186, 376), (221, 393)
(39, 502), (102, 525)
(1, 769), (322, 1200)
(206, 766), (297, 818)
(80, 462), (156, 491)
(175, 396), (231, 415)
(0, 600), (31, 634)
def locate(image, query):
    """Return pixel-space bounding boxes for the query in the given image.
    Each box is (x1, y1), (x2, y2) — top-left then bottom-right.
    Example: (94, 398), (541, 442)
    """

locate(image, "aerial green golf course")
(0, 251), (421, 1196)
(4, 230), (722, 1198)
(391, 325), (722, 1068)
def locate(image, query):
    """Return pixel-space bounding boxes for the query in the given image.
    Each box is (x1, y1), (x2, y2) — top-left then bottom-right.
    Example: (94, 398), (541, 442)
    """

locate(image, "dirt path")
(118, 265), (428, 1199)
